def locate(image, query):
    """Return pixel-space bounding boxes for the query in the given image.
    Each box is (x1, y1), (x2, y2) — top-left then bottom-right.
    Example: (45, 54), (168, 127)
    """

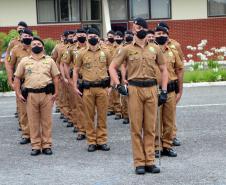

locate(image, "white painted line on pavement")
(177, 103), (226, 108)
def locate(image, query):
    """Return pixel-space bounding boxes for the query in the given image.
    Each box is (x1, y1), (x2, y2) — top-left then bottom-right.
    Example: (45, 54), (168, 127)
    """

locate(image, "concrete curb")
(1, 81), (226, 97)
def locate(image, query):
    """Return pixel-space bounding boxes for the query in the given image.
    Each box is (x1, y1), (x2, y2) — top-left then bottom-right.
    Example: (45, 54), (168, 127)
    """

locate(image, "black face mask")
(77, 36), (86, 43)
(88, 37), (98, 46)
(73, 39), (78, 43)
(22, 38), (32, 45)
(136, 30), (147, 39)
(67, 39), (74, 44)
(108, 37), (114, 43)
(115, 39), (123, 45)
(32, 46), (43, 54)
(155, 36), (168, 45)
(125, 36), (133, 43)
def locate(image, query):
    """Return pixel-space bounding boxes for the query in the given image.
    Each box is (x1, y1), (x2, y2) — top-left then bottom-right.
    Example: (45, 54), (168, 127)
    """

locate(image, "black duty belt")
(82, 78), (110, 89)
(26, 83), (55, 94)
(160, 80), (179, 93)
(128, 79), (157, 87)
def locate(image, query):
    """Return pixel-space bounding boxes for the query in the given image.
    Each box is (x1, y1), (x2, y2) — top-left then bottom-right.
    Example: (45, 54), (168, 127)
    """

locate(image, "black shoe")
(15, 114), (18, 118)
(162, 148), (177, 157)
(122, 118), (129, 124)
(155, 150), (162, 158)
(66, 122), (73, 127)
(60, 114), (64, 119)
(107, 111), (115, 116)
(73, 127), (78, 133)
(173, 138), (181, 146)
(115, 114), (122, 120)
(31, 149), (41, 156)
(145, 165), (160, 173)
(97, 144), (110, 151)
(42, 148), (53, 155)
(135, 166), (145, 175)
(77, 134), (86, 140)
(20, 138), (30, 145)
(18, 127), (22, 131)
(55, 108), (60, 113)
(63, 118), (68, 123)
(88, 144), (97, 152)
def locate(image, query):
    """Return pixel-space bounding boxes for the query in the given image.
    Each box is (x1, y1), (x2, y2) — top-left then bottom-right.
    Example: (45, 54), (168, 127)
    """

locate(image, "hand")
(63, 78), (69, 85)
(74, 87), (83, 96)
(51, 93), (58, 103)
(117, 84), (128, 96)
(123, 79), (128, 85)
(158, 90), (168, 106)
(107, 87), (112, 95)
(176, 93), (182, 104)
(17, 93), (26, 103)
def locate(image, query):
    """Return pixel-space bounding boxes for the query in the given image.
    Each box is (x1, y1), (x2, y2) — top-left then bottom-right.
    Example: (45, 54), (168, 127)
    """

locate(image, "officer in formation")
(8, 19), (184, 173)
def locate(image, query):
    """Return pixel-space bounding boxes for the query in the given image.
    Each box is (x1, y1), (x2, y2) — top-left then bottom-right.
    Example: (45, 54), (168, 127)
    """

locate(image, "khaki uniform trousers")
(121, 96), (128, 119)
(17, 97), (30, 139)
(62, 82), (73, 121)
(82, 87), (108, 145)
(155, 92), (176, 150)
(108, 89), (121, 116)
(128, 85), (158, 167)
(27, 93), (53, 150)
(58, 80), (64, 112)
(68, 84), (86, 134)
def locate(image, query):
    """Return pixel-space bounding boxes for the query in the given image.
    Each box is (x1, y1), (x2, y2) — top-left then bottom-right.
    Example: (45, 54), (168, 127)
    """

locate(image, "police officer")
(157, 21), (184, 146)
(7, 29), (33, 144)
(109, 18), (168, 175)
(73, 28), (111, 152)
(62, 30), (87, 140)
(14, 37), (60, 156)
(146, 29), (155, 43)
(5, 21), (28, 119)
(124, 30), (134, 44)
(154, 26), (184, 158)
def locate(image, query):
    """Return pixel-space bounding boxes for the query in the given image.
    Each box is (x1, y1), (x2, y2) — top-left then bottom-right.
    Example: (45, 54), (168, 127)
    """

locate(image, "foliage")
(0, 66), (11, 92)
(44, 38), (57, 55)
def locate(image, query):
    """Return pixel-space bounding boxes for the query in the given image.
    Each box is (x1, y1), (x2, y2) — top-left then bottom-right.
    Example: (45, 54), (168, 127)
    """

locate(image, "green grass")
(184, 69), (226, 83)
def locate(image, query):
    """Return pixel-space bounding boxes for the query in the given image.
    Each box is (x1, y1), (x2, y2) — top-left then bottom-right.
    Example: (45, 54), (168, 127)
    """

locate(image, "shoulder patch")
(170, 44), (176, 49)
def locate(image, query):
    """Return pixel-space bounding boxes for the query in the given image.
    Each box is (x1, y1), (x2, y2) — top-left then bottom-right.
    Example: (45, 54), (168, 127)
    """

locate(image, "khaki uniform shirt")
(14, 55), (60, 89)
(168, 39), (184, 61)
(53, 43), (68, 65)
(6, 37), (22, 55)
(102, 43), (119, 64)
(8, 44), (31, 68)
(75, 46), (111, 82)
(161, 46), (184, 81)
(112, 41), (165, 81)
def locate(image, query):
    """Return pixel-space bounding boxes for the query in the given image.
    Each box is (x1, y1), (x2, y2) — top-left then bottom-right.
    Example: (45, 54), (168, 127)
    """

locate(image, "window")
(151, 0), (171, 19)
(37, 0), (80, 23)
(37, 0), (56, 23)
(109, 0), (127, 20)
(208, 0), (226, 16)
(81, 0), (101, 21)
(130, 0), (149, 19)
(129, 0), (171, 19)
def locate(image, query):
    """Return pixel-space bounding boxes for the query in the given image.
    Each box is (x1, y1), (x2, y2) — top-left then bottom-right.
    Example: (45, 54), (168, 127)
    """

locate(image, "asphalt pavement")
(0, 86), (226, 185)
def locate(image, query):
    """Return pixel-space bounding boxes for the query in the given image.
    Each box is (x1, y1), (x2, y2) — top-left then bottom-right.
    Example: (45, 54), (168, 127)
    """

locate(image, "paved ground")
(0, 86), (226, 185)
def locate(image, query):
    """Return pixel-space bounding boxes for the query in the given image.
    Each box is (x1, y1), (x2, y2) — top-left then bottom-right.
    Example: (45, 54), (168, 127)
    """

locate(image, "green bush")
(184, 69), (226, 83)
(207, 60), (220, 69)
(44, 38), (57, 55)
(0, 68), (11, 92)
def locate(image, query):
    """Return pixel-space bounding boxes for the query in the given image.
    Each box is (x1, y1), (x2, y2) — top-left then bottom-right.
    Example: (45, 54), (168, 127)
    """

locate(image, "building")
(0, 0), (226, 54)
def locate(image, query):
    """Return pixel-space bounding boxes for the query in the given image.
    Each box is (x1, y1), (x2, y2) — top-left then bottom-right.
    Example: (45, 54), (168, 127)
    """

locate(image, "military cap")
(32, 36), (44, 46)
(21, 28), (33, 36)
(155, 26), (169, 34)
(158, 22), (169, 30)
(86, 28), (100, 37)
(18, 21), (28, 28)
(134, 17), (148, 29)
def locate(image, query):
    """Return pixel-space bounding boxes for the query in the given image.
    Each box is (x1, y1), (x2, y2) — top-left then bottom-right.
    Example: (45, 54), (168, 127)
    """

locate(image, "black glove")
(116, 84), (128, 96)
(158, 90), (168, 106)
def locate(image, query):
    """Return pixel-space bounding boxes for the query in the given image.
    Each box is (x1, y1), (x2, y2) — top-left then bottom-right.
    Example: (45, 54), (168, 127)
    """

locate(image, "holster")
(21, 88), (28, 100)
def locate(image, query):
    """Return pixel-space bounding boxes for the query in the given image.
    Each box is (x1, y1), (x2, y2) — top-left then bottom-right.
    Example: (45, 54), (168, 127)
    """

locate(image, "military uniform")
(75, 46), (111, 147)
(15, 55), (60, 151)
(9, 44), (31, 140)
(168, 38), (184, 141)
(155, 46), (184, 153)
(103, 43), (122, 118)
(62, 42), (87, 137)
(111, 41), (165, 168)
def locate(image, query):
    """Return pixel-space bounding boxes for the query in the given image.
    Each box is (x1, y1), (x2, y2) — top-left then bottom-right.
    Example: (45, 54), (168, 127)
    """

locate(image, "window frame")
(128, 0), (172, 20)
(207, 0), (226, 17)
(109, 0), (129, 21)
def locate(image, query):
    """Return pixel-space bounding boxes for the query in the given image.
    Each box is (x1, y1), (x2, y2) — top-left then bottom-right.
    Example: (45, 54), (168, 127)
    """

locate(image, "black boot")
(145, 165), (160, 173)
(31, 149), (41, 156)
(122, 118), (129, 124)
(20, 138), (30, 145)
(135, 166), (145, 175)
(162, 148), (177, 157)
(88, 144), (97, 152)
(172, 138), (181, 146)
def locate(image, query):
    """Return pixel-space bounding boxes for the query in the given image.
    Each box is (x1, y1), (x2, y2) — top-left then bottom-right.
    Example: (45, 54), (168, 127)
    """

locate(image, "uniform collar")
(87, 44), (101, 52)
(29, 54), (46, 60)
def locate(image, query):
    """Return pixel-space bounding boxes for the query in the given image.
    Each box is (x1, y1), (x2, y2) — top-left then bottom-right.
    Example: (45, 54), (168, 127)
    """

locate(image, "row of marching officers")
(7, 17), (184, 175)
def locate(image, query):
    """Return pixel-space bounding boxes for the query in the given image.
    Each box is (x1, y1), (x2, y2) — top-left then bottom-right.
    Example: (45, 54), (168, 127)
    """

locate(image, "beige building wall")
(172, 0), (208, 20)
(0, 0), (37, 27)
